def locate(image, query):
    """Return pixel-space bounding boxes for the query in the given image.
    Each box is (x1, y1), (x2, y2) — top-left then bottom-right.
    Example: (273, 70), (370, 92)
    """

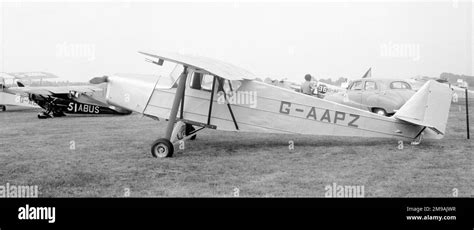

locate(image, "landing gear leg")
(170, 121), (197, 143)
(186, 124), (197, 140)
(38, 101), (55, 119)
(150, 67), (188, 158)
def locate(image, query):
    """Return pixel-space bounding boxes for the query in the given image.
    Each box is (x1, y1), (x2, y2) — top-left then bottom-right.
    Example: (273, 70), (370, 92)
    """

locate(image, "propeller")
(89, 76), (109, 84)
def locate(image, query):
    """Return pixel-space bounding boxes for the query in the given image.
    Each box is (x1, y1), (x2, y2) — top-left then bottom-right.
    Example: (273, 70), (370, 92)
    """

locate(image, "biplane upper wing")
(4, 72), (60, 80)
(139, 50), (257, 81)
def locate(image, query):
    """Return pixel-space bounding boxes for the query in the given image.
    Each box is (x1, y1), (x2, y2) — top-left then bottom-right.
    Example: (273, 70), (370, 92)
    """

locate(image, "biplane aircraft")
(89, 51), (452, 158)
(0, 77), (132, 118)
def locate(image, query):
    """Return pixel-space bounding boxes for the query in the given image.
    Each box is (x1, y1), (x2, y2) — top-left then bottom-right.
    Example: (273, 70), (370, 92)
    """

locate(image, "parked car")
(324, 78), (416, 116)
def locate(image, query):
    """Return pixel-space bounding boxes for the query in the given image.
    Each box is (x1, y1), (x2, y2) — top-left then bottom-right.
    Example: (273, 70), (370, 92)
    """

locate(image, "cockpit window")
(189, 72), (216, 92)
(190, 72), (202, 90)
(201, 74), (214, 91)
(154, 63), (183, 89)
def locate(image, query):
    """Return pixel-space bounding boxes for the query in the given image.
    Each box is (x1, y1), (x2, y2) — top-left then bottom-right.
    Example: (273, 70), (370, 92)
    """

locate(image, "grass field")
(0, 102), (472, 197)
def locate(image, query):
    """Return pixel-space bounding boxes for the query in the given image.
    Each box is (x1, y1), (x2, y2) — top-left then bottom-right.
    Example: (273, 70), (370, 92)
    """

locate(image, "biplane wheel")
(37, 112), (52, 119)
(186, 124), (196, 140)
(151, 138), (174, 158)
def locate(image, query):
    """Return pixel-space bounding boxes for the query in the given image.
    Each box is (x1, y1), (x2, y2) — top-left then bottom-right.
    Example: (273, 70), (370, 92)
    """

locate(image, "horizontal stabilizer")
(393, 80), (452, 135)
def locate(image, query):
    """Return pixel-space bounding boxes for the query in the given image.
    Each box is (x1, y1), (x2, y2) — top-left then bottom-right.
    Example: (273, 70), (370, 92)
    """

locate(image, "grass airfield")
(0, 102), (472, 197)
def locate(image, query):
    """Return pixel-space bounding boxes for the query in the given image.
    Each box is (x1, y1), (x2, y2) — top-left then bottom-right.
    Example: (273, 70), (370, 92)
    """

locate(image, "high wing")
(139, 50), (257, 81)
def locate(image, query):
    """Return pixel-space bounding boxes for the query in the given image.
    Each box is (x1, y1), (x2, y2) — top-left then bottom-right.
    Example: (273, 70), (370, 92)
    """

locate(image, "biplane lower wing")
(0, 91), (39, 108)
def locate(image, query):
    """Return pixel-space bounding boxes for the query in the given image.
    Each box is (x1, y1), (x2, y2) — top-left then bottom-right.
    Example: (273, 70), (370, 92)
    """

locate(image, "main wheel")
(37, 112), (52, 119)
(151, 138), (174, 158)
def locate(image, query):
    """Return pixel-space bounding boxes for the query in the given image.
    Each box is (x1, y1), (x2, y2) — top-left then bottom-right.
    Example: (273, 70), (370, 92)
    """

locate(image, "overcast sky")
(0, 1), (472, 82)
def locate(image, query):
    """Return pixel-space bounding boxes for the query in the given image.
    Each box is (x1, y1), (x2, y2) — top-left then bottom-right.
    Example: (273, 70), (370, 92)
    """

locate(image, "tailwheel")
(151, 138), (174, 158)
(410, 133), (424, 145)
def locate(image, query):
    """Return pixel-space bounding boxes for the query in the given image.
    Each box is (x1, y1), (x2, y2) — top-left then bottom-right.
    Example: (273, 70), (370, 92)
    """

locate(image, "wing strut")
(217, 78), (239, 130)
(207, 76), (217, 125)
(180, 82), (185, 119)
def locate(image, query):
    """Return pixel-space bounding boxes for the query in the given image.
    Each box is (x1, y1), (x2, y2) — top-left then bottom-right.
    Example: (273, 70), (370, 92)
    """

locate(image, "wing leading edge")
(138, 50), (256, 81)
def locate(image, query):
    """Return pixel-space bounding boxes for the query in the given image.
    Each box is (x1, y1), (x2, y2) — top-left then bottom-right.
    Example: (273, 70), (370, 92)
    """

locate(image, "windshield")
(155, 62), (184, 88)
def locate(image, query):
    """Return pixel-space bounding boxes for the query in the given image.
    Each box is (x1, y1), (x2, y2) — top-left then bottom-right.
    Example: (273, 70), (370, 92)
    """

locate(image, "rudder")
(393, 80), (452, 136)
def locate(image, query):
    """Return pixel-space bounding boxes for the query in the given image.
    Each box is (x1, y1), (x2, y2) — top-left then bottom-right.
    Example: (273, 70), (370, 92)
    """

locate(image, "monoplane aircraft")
(90, 51), (452, 158)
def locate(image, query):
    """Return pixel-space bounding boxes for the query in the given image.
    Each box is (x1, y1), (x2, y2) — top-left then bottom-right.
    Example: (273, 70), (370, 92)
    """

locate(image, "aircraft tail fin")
(393, 80), (452, 135)
(361, 67), (371, 78)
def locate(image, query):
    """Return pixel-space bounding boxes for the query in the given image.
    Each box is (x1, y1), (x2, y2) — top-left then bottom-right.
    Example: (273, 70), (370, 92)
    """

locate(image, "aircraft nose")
(98, 74), (155, 113)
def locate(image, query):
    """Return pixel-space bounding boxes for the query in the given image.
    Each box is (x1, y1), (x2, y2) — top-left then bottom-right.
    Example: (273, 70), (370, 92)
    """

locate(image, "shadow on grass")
(189, 134), (399, 151)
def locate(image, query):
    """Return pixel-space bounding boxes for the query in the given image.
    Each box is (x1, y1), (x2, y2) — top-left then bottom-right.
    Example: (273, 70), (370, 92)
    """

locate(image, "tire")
(373, 108), (387, 116)
(0, 105), (6, 112)
(151, 138), (174, 158)
(186, 124), (196, 140)
(37, 112), (51, 119)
